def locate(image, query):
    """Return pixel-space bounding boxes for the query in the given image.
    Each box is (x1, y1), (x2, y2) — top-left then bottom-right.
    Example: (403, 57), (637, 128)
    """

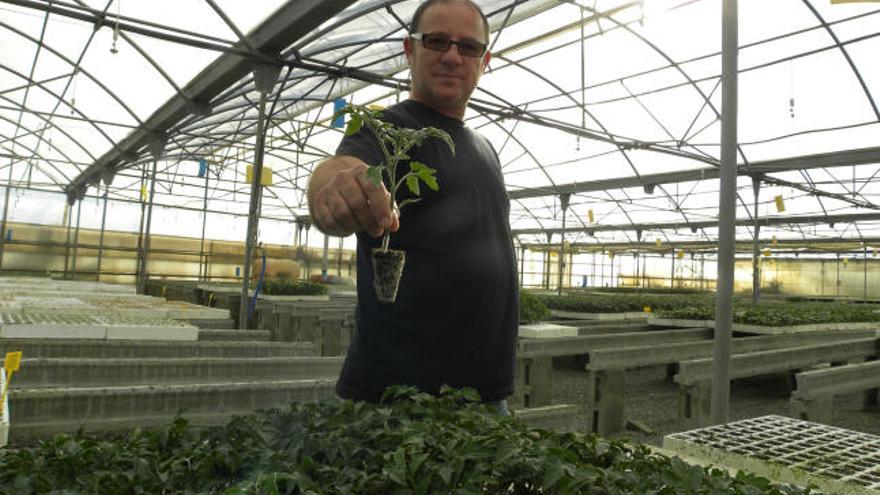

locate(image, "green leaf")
(345, 114), (363, 136)
(421, 174), (439, 191)
(438, 465), (455, 485)
(367, 166), (383, 187)
(410, 161), (439, 191)
(406, 175), (420, 195)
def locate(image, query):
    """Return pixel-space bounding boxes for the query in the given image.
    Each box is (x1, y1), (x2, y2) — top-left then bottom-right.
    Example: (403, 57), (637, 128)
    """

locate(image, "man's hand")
(308, 155), (400, 237)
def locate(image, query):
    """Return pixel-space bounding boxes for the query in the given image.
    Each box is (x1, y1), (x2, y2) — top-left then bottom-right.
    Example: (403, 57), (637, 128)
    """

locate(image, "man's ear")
(404, 36), (414, 66)
(481, 50), (491, 73)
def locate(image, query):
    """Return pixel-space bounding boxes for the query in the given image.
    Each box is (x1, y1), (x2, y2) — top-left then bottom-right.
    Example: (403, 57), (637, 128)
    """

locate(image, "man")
(307, 0), (518, 411)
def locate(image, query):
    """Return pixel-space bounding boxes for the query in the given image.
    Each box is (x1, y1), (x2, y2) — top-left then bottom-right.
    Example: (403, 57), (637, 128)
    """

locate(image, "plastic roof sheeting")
(0, 0), (879, 252)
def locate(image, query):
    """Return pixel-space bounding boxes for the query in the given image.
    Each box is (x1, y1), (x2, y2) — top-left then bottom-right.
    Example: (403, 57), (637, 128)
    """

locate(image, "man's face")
(404, 2), (490, 119)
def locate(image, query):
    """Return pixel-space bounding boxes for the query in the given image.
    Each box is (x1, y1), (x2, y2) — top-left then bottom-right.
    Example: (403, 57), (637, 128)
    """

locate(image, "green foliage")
(336, 104), (453, 252)
(657, 306), (716, 321)
(338, 105), (450, 215)
(573, 286), (711, 295)
(537, 293), (714, 314)
(734, 303), (880, 326)
(520, 290), (550, 324)
(657, 302), (880, 327)
(261, 279), (328, 296)
(0, 387), (813, 494)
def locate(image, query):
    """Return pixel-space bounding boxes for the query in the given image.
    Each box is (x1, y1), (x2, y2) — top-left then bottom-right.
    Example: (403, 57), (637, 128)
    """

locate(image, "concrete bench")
(9, 379), (337, 438)
(790, 359), (880, 423)
(514, 404), (579, 433)
(675, 337), (879, 429)
(273, 302), (355, 345)
(581, 329), (878, 435)
(319, 312), (356, 356)
(15, 356), (344, 388)
(513, 327), (713, 409)
(254, 295), (333, 334)
(0, 338), (316, 359)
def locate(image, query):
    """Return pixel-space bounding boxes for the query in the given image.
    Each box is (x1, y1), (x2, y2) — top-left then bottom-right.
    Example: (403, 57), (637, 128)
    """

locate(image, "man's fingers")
(317, 189), (359, 236)
(355, 172), (394, 231)
(338, 178), (384, 237)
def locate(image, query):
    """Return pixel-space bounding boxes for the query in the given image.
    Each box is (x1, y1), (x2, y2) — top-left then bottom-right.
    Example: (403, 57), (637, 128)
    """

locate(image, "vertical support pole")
(199, 162), (209, 281)
(519, 245), (526, 287)
(864, 245), (868, 300)
(670, 249), (676, 288)
(337, 236), (343, 276)
(609, 254), (615, 287)
(135, 166), (147, 287)
(239, 63), (280, 331)
(544, 232), (552, 289)
(700, 254), (706, 290)
(557, 194), (569, 296)
(591, 252), (596, 287)
(642, 252), (648, 287)
(321, 233), (330, 280)
(138, 160), (158, 294)
(836, 253), (841, 297)
(71, 199), (82, 279)
(751, 176), (762, 304)
(600, 251), (605, 287)
(63, 200), (73, 278)
(711, 0), (738, 425)
(96, 187), (109, 281)
(0, 177), (13, 269)
(633, 232), (640, 288)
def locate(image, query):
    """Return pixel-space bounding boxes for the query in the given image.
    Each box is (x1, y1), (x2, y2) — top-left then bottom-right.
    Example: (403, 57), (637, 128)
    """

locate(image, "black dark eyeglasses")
(410, 32), (487, 57)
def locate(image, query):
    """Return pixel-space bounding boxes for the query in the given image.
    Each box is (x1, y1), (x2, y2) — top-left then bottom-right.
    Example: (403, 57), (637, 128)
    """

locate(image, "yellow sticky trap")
(843, 257), (849, 266)
(140, 184), (148, 201)
(367, 104), (385, 111)
(655, 238), (662, 248)
(4, 352), (21, 373)
(771, 235), (778, 246)
(774, 195), (785, 213)
(246, 165), (273, 186)
(677, 250), (685, 259)
(587, 209), (595, 224)
(762, 248), (771, 257)
(643, 306), (652, 313)
(873, 250), (877, 258)
(2, 351), (21, 417)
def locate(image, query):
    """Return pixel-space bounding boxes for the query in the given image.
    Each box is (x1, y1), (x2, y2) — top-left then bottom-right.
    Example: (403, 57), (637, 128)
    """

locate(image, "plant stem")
(381, 230), (391, 251)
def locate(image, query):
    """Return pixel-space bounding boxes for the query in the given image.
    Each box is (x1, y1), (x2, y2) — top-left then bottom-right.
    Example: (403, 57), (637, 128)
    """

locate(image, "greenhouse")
(0, 0), (878, 492)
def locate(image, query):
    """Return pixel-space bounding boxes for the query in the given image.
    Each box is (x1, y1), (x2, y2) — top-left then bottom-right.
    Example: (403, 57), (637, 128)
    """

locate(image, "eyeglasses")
(410, 32), (487, 58)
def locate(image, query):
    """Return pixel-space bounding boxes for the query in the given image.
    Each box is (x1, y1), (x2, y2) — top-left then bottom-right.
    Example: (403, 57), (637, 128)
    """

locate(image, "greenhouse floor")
(549, 364), (880, 447)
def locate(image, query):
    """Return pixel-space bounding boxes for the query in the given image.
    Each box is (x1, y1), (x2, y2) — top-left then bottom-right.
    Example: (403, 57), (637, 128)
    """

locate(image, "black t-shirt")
(334, 99), (519, 402)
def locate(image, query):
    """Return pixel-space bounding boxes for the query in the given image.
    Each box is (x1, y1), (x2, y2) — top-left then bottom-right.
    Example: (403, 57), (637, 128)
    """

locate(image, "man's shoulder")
(378, 100), (421, 127)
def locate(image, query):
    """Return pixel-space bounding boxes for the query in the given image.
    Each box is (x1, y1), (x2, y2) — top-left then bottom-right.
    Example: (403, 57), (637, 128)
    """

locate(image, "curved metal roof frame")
(0, 0), (878, 248)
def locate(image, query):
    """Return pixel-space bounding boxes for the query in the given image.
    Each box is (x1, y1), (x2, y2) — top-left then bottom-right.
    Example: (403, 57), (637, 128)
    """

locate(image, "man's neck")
(410, 95), (465, 121)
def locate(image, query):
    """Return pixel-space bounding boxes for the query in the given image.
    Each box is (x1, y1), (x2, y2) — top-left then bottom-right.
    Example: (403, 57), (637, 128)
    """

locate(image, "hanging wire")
(69, 69), (77, 115)
(788, 59), (795, 119)
(110, 0), (121, 54)
(577, 5), (585, 152)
